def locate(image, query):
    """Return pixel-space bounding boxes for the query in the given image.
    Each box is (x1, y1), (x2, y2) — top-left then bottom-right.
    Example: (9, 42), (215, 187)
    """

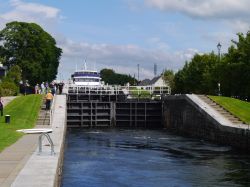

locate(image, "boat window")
(74, 78), (99, 82)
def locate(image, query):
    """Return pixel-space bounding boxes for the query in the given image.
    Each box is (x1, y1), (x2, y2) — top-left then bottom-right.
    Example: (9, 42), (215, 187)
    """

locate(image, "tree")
(220, 32), (250, 98)
(0, 21), (62, 85)
(100, 68), (137, 85)
(173, 53), (220, 95)
(0, 65), (22, 96)
(100, 69), (115, 84)
(172, 31), (250, 98)
(3, 65), (22, 85)
(163, 69), (175, 91)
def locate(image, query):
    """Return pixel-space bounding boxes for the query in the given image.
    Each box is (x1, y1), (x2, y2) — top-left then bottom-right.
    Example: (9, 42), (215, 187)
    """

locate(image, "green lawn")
(0, 94), (43, 152)
(129, 88), (151, 98)
(209, 96), (250, 124)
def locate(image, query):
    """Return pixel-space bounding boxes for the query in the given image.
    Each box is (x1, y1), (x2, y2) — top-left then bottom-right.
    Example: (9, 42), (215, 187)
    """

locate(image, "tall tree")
(100, 68), (137, 85)
(163, 69), (175, 91)
(173, 53), (220, 95)
(0, 21), (62, 85)
(221, 32), (250, 98)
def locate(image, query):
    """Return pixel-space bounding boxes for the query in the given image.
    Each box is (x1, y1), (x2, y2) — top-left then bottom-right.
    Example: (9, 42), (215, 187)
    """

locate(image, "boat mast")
(84, 59), (87, 70)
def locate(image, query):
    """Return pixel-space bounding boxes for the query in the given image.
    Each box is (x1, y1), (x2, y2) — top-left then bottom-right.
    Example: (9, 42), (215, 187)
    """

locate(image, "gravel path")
(2, 96), (17, 107)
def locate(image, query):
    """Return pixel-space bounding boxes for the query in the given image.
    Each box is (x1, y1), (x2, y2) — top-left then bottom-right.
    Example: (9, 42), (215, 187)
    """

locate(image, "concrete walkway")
(0, 95), (67, 187)
(0, 134), (39, 186)
(11, 95), (66, 187)
(2, 97), (17, 107)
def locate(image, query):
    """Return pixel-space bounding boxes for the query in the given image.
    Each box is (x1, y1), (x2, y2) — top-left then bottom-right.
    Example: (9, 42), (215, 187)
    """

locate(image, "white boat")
(71, 65), (102, 86)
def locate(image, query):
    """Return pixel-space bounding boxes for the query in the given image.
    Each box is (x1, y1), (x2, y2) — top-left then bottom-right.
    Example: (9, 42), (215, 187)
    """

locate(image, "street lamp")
(217, 43), (222, 96)
(217, 42), (222, 60)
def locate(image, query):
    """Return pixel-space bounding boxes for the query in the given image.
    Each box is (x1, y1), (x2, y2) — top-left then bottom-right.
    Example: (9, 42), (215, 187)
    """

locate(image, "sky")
(0, 0), (250, 80)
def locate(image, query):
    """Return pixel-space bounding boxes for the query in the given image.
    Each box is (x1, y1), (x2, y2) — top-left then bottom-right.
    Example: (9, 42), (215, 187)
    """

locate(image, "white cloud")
(9, 0), (60, 18)
(0, 0), (198, 80)
(144, 0), (250, 54)
(145, 0), (250, 19)
(57, 36), (197, 80)
(0, 0), (61, 31)
(201, 31), (236, 53)
(147, 37), (170, 51)
(225, 20), (250, 33)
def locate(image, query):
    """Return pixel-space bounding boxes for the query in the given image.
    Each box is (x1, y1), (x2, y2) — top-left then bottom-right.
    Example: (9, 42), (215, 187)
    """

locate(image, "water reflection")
(62, 129), (250, 187)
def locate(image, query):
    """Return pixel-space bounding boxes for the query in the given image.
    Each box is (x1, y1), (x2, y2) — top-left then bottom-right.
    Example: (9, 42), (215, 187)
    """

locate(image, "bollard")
(5, 115), (10, 124)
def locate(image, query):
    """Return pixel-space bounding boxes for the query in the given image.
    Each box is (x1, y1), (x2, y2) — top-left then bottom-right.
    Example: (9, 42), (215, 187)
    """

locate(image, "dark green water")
(61, 129), (250, 187)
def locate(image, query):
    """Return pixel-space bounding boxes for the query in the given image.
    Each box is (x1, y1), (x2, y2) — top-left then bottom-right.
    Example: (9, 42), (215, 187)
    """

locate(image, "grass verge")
(209, 96), (250, 124)
(130, 88), (151, 98)
(0, 94), (43, 152)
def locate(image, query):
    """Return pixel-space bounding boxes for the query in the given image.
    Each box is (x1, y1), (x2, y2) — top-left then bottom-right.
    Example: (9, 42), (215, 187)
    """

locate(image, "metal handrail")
(38, 132), (55, 155)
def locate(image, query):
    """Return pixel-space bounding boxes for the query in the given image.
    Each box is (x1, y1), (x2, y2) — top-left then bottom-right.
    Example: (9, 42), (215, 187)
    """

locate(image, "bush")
(0, 81), (19, 96)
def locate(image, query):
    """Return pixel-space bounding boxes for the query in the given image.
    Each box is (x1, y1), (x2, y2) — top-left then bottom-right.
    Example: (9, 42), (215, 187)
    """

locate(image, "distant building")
(138, 75), (170, 95)
(138, 79), (151, 86)
(139, 75), (169, 87)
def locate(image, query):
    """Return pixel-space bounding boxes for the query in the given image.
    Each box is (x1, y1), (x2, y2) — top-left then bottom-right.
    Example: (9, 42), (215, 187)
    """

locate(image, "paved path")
(0, 134), (39, 186)
(0, 96), (35, 187)
(2, 96), (17, 107)
(11, 95), (66, 187)
(0, 95), (67, 186)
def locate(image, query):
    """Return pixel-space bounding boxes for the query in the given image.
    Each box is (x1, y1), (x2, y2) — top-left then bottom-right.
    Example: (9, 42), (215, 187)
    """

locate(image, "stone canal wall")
(163, 94), (250, 152)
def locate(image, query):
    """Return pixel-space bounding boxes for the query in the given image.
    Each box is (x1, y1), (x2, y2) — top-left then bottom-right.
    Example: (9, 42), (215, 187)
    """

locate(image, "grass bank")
(130, 87), (151, 98)
(0, 94), (43, 152)
(209, 96), (250, 124)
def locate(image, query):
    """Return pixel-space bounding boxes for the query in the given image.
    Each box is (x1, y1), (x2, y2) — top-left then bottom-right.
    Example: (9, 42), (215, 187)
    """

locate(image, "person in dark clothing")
(58, 82), (64, 94)
(0, 97), (3, 116)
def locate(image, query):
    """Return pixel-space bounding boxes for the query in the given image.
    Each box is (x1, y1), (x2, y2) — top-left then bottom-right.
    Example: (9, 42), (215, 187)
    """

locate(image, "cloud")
(144, 0), (250, 53)
(225, 20), (250, 33)
(145, 0), (250, 20)
(147, 37), (170, 51)
(9, 0), (60, 18)
(0, 0), (198, 80)
(0, 0), (62, 31)
(57, 36), (198, 79)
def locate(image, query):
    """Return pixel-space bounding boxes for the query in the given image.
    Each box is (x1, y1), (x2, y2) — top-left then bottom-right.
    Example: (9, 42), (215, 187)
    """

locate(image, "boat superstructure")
(71, 67), (102, 86)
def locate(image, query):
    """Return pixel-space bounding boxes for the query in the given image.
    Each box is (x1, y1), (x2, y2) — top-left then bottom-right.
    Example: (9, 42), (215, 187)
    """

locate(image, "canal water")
(61, 129), (250, 187)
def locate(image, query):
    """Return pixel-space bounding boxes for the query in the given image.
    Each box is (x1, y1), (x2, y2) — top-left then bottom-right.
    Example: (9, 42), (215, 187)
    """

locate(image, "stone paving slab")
(0, 163), (17, 177)
(0, 134), (39, 187)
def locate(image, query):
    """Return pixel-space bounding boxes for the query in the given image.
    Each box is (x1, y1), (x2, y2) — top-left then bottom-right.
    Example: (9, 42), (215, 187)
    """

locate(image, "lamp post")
(217, 43), (222, 96)
(217, 42), (221, 61)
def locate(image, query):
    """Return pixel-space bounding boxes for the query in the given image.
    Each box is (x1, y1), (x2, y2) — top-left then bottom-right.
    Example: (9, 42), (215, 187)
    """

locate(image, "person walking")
(45, 82), (49, 94)
(58, 82), (64, 94)
(0, 97), (3, 116)
(41, 82), (45, 94)
(45, 90), (53, 110)
(35, 84), (40, 94)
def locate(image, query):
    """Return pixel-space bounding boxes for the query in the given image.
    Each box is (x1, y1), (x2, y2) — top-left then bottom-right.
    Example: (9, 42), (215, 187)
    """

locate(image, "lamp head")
(217, 42), (222, 50)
